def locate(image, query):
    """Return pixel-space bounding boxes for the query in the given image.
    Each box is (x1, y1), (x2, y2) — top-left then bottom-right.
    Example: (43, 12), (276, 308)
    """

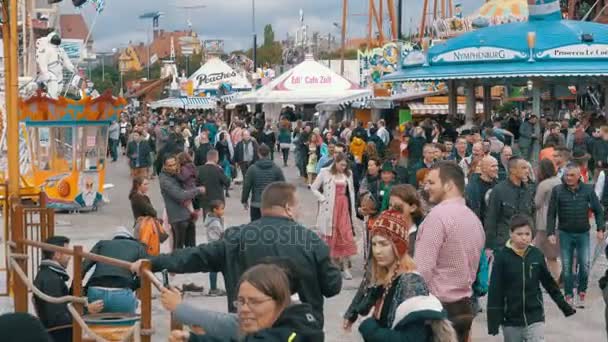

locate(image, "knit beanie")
(370, 209), (409, 257)
(0, 312), (52, 342)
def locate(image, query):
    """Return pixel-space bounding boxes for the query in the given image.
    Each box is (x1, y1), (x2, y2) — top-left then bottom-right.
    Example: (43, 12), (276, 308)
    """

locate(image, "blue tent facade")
(384, 0), (608, 120)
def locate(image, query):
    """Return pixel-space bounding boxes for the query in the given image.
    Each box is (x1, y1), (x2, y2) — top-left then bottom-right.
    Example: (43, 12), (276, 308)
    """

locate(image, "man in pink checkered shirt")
(414, 161), (485, 342)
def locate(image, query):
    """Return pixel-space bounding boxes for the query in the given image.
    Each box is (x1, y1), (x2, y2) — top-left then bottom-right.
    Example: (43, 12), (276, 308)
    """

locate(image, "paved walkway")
(1, 152), (606, 341)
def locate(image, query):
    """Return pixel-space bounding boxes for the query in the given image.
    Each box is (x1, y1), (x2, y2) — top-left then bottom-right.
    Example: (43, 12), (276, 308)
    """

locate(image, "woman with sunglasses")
(167, 263), (323, 342)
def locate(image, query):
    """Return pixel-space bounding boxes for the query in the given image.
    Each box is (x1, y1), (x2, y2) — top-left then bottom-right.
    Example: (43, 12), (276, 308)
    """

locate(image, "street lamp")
(252, 0), (257, 70)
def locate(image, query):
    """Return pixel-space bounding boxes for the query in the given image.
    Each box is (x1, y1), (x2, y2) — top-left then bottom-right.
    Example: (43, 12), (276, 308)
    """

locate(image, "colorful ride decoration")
(478, 0), (528, 18)
(358, 42), (414, 88)
(4, 90), (127, 210)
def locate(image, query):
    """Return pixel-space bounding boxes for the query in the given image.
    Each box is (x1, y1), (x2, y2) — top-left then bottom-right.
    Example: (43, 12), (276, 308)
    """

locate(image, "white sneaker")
(342, 269), (353, 280)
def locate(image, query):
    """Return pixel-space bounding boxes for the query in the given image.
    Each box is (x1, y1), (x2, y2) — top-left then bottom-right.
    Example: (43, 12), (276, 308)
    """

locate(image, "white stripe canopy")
(407, 102), (484, 115)
(149, 97), (217, 110)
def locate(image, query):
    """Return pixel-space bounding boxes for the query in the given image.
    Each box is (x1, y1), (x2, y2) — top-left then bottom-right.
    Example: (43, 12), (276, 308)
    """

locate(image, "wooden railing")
(1, 188), (52, 296)
(9, 238), (163, 342)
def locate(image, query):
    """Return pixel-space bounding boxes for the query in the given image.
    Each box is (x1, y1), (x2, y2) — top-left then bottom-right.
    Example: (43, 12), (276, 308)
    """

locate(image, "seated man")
(82, 227), (148, 314)
(33, 236), (103, 342)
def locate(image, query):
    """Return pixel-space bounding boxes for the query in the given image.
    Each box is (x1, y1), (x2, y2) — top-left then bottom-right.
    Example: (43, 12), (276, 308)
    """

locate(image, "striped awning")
(149, 97), (217, 110)
(315, 90), (374, 111)
(408, 102), (484, 115)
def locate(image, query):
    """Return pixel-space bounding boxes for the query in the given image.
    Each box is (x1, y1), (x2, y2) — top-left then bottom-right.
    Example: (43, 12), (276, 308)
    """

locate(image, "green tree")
(263, 24), (275, 48)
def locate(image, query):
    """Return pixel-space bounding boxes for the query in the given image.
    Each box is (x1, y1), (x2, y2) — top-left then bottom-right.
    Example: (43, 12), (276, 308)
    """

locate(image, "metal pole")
(341, 0), (348, 76)
(102, 56), (105, 82)
(6, 0), (20, 196)
(147, 28), (151, 79)
(252, 0), (257, 70)
(397, 0), (403, 40)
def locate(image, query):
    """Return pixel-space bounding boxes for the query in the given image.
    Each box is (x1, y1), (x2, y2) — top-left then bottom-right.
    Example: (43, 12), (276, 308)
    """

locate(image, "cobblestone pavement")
(1, 152), (606, 341)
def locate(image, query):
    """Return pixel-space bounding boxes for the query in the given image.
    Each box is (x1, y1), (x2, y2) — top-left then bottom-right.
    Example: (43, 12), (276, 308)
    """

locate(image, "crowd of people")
(6, 105), (608, 342)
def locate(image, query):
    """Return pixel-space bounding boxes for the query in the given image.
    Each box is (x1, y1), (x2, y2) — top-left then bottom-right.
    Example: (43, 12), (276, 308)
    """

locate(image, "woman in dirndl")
(311, 152), (358, 279)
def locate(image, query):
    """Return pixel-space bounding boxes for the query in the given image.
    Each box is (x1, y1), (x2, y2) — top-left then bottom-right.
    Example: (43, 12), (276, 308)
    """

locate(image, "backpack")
(473, 248), (489, 297)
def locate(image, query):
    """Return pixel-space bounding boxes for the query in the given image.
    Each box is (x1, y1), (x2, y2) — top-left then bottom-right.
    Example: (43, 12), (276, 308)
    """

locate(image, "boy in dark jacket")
(241, 144), (285, 222)
(33, 236), (103, 342)
(488, 215), (576, 341)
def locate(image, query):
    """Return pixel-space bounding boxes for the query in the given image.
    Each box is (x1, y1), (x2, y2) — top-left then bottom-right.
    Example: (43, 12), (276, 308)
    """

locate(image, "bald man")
(465, 156), (499, 221)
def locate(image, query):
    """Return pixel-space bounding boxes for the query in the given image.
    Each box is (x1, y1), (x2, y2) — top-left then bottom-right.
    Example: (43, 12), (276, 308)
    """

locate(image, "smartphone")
(162, 269), (170, 288)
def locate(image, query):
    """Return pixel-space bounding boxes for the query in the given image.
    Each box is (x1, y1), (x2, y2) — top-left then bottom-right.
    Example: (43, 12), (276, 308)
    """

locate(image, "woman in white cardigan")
(311, 152), (358, 279)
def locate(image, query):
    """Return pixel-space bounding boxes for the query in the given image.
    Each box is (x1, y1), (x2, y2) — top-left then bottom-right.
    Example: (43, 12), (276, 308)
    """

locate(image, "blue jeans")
(87, 287), (137, 314)
(109, 139), (119, 161)
(559, 231), (590, 297)
(503, 322), (544, 342)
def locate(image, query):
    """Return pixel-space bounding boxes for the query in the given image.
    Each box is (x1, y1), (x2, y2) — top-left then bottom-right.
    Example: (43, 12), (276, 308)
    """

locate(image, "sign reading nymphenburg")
(432, 47), (527, 64)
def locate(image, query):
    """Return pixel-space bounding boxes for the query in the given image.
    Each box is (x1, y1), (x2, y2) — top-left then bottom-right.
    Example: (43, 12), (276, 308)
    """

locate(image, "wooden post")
(448, 0), (453, 17)
(433, 0), (438, 20)
(12, 204), (27, 312)
(72, 246), (84, 342)
(419, 0), (429, 42)
(368, 0), (373, 47)
(47, 208), (55, 239)
(340, 0), (348, 76)
(6, 0), (19, 197)
(140, 260), (152, 342)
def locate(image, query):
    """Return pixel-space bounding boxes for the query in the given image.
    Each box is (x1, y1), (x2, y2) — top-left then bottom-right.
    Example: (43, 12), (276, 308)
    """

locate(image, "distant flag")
(90, 0), (105, 13)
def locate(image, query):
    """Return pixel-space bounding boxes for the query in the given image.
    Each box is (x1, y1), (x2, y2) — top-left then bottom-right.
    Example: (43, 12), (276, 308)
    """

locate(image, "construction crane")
(139, 11), (164, 79)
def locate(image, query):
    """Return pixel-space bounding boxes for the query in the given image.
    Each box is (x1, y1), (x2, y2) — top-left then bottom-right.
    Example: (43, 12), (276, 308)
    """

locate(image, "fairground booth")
(231, 54), (372, 122)
(384, 0), (608, 124)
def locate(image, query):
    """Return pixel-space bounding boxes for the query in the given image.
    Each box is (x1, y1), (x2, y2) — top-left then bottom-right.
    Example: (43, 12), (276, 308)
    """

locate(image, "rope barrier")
(8, 253), (87, 305)
(8, 240), (163, 341)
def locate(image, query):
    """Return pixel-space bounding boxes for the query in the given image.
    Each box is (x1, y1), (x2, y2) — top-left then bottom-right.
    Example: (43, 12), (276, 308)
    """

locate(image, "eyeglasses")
(233, 297), (274, 311)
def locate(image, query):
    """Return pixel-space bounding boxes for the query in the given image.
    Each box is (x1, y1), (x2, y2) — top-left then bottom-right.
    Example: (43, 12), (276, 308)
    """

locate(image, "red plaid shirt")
(414, 197), (485, 303)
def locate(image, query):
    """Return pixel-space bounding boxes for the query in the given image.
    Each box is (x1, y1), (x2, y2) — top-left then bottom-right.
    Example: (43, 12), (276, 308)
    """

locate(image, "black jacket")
(215, 141), (232, 163)
(188, 303), (324, 342)
(547, 181), (605, 235)
(33, 260), (71, 330)
(465, 174), (497, 220)
(194, 142), (214, 166)
(234, 140), (260, 164)
(487, 243), (575, 335)
(407, 136), (426, 165)
(484, 179), (534, 249)
(126, 140), (152, 168)
(149, 216), (342, 325)
(197, 163), (231, 210)
(83, 234), (148, 290)
(242, 159), (285, 208)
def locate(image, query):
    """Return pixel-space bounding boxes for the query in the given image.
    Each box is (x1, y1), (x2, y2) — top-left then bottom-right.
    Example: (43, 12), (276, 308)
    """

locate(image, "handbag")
(153, 218), (169, 243)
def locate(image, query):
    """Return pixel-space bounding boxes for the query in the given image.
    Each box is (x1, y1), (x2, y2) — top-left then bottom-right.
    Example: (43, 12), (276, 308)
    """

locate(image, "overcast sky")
(66, 0), (483, 53)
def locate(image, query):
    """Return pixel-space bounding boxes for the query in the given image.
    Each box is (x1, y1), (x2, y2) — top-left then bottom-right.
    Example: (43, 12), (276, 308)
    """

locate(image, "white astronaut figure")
(36, 32), (75, 98)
